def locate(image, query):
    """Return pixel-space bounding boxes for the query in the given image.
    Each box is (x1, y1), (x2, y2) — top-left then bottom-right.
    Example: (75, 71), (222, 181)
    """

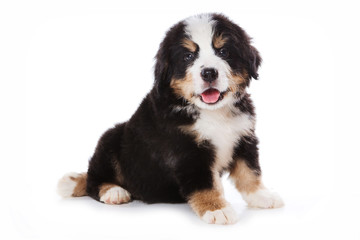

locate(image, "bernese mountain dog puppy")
(58, 13), (284, 224)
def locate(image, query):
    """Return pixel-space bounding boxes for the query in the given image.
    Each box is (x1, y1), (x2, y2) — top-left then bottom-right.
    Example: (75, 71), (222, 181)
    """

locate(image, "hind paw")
(99, 184), (131, 205)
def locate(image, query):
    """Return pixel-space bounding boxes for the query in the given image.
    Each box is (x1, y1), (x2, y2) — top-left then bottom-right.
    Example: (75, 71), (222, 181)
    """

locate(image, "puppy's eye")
(184, 52), (194, 62)
(218, 48), (229, 58)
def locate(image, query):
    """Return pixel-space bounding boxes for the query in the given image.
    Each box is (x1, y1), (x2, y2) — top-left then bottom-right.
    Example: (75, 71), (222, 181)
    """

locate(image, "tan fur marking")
(170, 73), (195, 101)
(230, 161), (262, 194)
(242, 70), (249, 79)
(188, 189), (227, 217)
(98, 183), (119, 198)
(228, 73), (247, 93)
(182, 38), (197, 52)
(213, 33), (227, 49)
(69, 173), (87, 197)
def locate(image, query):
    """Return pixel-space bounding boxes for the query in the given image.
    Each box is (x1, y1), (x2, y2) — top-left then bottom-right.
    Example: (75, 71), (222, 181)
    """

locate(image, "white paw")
(242, 189), (284, 209)
(100, 186), (131, 205)
(202, 205), (238, 225)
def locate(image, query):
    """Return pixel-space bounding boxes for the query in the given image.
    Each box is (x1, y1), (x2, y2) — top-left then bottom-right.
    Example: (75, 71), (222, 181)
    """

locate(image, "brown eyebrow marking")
(182, 38), (197, 52)
(213, 33), (228, 49)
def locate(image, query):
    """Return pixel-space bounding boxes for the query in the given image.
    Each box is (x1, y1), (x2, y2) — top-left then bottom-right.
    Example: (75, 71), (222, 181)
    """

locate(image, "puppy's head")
(154, 13), (261, 110)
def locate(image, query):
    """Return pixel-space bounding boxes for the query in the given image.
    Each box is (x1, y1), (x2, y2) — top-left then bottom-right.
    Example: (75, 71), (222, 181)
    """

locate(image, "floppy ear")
(154, 48), (169, 96)
(212, 14), (262, 81)
(246, 45), (262, 80)
(153, 22), (187, 97)
(154, 44), (175, 97)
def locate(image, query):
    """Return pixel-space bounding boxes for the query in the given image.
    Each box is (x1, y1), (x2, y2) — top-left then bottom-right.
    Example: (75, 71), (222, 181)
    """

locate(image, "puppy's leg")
(86, 163), (131, 205)
(85, 124), (132, 205)
(230, 135), (284, 208)
(176, 144), (237, 224)
(187, 174), (238, 224)
(230, 160), (283, 208)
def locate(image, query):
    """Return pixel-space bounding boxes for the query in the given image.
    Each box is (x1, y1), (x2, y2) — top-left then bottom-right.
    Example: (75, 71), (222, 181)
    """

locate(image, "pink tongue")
(201, 89), (220, 104)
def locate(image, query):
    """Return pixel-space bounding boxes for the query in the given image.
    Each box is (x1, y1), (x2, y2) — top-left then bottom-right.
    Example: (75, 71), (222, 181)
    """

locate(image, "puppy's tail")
(57, 172), (88, 197)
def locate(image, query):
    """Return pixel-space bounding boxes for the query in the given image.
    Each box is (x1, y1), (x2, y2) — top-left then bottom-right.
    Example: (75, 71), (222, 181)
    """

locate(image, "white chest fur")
(192, 107), (255, 172)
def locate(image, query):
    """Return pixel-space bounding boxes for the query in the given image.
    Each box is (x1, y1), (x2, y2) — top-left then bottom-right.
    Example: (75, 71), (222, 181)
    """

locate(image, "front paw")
(201, 205), (238, 225)
(241, 189), (284, 209)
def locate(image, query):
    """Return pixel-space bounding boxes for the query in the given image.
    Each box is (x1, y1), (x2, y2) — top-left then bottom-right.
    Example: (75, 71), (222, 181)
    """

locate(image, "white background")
(1, 0), (359, 239)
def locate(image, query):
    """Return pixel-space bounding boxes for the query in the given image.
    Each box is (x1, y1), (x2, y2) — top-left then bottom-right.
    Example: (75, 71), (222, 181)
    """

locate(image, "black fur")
(212, 14), (262, 83)
(232, 135), (261, 174)
(86, 13), (262, 204)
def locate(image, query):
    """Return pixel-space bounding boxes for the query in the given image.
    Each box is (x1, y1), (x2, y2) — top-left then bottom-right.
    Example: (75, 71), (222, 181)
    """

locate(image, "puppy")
(57, 13), (284, 224)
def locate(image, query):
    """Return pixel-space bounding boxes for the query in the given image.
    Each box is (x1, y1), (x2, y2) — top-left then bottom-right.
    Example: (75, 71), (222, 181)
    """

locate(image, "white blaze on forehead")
(184, 14), (231, 110)
(184, 14), (215, 52)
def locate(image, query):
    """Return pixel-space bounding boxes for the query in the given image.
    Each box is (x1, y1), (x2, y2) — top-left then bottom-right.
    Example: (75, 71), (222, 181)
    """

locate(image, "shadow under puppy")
(58, 13), (284, 224)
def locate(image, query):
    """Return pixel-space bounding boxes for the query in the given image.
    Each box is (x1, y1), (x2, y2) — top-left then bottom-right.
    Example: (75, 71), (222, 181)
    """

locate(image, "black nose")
(201, 68), (218, 82)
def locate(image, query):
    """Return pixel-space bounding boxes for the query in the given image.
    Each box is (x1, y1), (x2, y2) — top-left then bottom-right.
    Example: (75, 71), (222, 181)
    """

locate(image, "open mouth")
(200, 88), (227, 104)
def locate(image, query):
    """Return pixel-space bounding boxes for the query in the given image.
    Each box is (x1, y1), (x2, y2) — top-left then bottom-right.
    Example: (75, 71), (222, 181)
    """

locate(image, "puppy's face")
(155, 14), (261, 110)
